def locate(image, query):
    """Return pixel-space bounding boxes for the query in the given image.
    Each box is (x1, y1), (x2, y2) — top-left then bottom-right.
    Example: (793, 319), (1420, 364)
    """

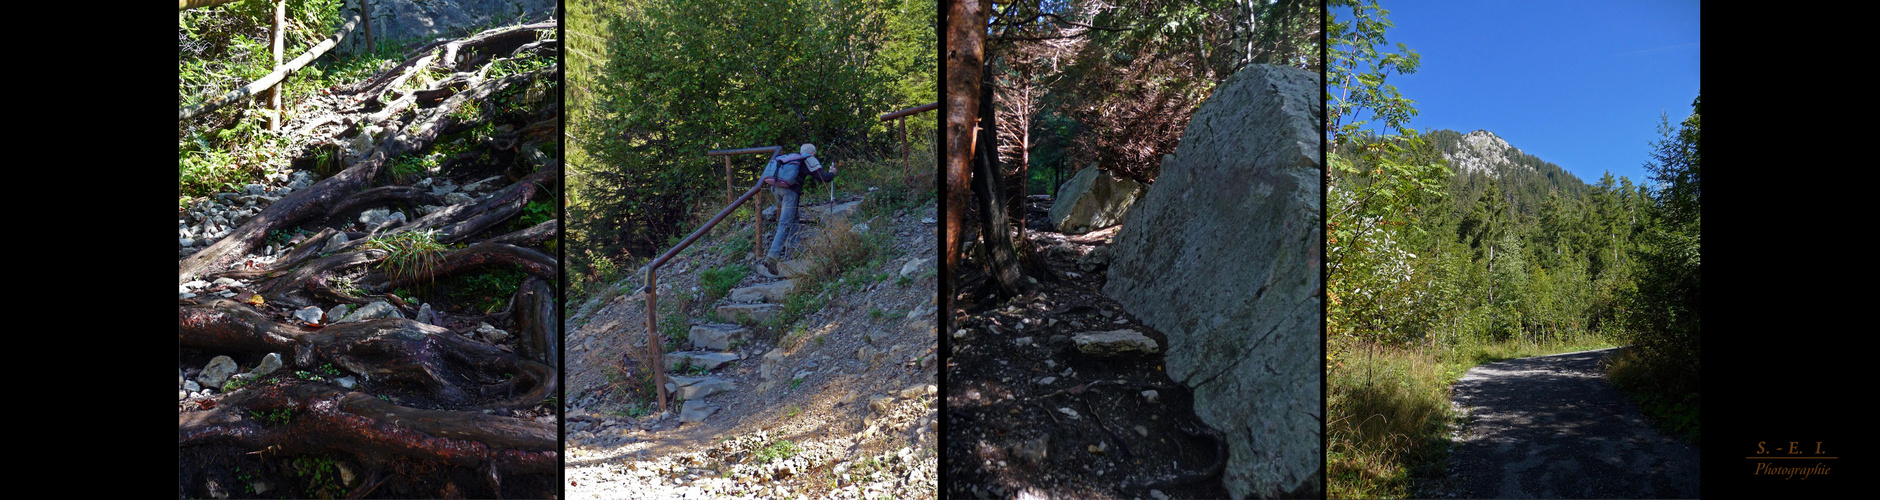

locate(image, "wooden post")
(754, 188), (765, 259)
(724, 156), (734, 208)
(646, 269), (668, 413)
(268, 0), (285, 131)
(361, 0), (373, 54)
(900, 117), (911, 185)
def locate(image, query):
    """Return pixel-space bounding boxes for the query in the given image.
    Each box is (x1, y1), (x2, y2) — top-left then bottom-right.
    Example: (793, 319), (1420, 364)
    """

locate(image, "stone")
(327, 304), (353, 322)
(715, 303), (782, 325)
(760, 258), (809, 279)
(337, 0), (557, 55)
(336, 301), (402, 323)
(760, 349), (787, 380)
(197, 356), (239, 388)
(679, 400), (719, 423)
(1071, 329), (1160, 356)
(476, 322), (511, 344)
(1142, 390), (1160, 404)
(664, 351), (739, 371)
(415, 303), (437, 325)
(666, 375), (733, 400)
(1047, 164), (1145, 234)
(292, 306), (323, 325)
(1099, 64), (1322, 499)
(1012, 435), (1049, 466)
(899, 257), (930, 279)
(689, 323), (747, 351)
(729, 280), (795, 303)
(868, 395), (893, 415)
(248, 353), (282, 378)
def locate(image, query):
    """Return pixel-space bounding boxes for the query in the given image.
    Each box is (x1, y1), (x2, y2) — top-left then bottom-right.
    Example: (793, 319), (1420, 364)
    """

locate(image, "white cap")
(800, 143), (817, 156)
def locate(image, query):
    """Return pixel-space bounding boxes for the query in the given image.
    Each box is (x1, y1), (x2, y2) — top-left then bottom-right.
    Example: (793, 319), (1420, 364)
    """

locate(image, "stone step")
(678, 400), (718, 423)
(716, 303), (783, 325)
(729, 279), (795, 303)
(689, 323), (747, 351)
(665, 375), (734, 400)
(1072, 328), (1160, 356)
(663, 351), (740, 372)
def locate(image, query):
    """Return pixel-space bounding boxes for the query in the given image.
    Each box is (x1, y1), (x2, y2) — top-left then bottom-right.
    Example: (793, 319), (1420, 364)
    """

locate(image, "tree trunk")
(974, 71), (1025, 299)
(944, 0), (989, 333)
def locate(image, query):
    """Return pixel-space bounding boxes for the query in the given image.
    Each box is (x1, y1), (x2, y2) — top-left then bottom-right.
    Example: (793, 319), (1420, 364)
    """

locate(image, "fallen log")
(180, 9), (360, 122)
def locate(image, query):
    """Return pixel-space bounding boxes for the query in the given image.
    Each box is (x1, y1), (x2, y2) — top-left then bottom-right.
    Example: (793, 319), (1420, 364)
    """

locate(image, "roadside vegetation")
(1324, 1), (1701, 497)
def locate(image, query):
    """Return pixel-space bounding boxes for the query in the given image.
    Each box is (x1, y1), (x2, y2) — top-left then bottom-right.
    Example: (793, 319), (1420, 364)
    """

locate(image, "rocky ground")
(944, 197), (1230, 500)
(562, 192), (940, 499)
(179, 16), (562, 497)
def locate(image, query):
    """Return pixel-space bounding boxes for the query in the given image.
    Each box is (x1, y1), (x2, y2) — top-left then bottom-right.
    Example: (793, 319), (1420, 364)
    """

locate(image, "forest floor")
(1421, 347), (1699, 498)
(179, 15), (561, 499)
(944, 198), (1230, 500)
(562, 190), (939, 499)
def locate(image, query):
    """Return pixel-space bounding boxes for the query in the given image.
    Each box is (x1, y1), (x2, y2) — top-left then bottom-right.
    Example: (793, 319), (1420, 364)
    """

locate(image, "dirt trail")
(562, 197), (939, 499)
(1432, 347), (1698, 499)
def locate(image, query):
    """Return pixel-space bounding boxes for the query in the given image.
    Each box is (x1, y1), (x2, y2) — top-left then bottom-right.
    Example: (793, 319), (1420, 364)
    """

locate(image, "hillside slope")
(563, 194), (939, 499)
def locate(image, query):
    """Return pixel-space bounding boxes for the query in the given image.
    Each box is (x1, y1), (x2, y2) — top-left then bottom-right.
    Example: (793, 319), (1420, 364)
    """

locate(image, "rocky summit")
(1444, 130), (1535, 178)
(1101, 64), (1323, 499)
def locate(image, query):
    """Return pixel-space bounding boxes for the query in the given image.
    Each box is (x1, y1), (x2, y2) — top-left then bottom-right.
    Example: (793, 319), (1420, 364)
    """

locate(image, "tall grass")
(1328, 331), (1618, 498)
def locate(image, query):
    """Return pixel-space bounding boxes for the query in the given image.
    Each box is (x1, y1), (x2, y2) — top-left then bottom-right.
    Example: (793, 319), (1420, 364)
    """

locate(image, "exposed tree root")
(177, 381), (556, 473)
(180, 18), (561, 499)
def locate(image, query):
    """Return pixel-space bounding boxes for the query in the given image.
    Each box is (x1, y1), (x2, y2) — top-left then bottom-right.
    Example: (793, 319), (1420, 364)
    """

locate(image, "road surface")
(1442, 347), (1699, 499)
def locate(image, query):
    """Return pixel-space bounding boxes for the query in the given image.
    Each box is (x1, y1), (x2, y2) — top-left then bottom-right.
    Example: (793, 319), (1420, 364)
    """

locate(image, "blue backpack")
(762, 153), (812, 187)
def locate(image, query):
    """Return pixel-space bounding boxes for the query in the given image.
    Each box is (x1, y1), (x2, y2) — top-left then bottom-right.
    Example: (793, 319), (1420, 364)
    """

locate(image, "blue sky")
(1371, 0), (1700, 186)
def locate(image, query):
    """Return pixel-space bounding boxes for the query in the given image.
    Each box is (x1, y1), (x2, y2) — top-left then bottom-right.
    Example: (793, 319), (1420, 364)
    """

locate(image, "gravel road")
(1439, 347), (1698, 499)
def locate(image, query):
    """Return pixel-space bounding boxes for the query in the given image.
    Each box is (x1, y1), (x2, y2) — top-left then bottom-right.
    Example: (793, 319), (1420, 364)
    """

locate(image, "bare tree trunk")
(974, 73), (1025, 299)
(267, 0), (285, 131)
(944, 0), (988, 333)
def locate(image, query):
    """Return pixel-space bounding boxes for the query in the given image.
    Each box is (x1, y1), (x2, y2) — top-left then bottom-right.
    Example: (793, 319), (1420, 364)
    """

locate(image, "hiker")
(759, 143), (836, 275)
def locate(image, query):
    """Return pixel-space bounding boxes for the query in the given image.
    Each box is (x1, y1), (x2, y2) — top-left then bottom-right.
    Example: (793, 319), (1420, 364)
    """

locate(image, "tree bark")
(973, 72), (1026, 299)
(944, 0), (989, 333)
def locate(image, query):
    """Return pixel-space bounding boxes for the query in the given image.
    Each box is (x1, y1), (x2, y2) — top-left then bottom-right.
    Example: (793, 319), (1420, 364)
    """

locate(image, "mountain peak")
(1445, 129), (1526, 178)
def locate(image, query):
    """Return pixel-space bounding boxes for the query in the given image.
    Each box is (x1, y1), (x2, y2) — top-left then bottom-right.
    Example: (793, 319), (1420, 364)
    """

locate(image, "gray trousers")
(767, 186), (799, 258)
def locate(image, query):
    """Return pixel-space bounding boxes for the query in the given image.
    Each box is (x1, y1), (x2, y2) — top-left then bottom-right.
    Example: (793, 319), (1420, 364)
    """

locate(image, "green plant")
(364, 230), (448, 285)
(752, 440), (800, 465)
(288, 455), (346, 498)
(318, 364), (343, 377)
(250, 408), (295, 425)
(699, 265), (749, 301)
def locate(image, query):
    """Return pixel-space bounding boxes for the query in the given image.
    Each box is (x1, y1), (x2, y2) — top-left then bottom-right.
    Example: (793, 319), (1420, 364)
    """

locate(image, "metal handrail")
(637, 179), (767, 413)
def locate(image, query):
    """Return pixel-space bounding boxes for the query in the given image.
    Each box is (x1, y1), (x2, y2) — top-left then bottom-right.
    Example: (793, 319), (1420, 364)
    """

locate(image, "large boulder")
(1047, 165), (1145, 234)
(1100, 64), (1322, 499)
(338, 0), (557, 54)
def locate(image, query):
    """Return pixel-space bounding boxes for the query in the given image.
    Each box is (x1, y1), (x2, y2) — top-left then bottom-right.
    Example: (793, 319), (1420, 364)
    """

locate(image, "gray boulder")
(1100, 64), (1322, 499)
(338, 0), (556, 54)
(197, 356), (239, 388)
(1047, 165), (1145, 234)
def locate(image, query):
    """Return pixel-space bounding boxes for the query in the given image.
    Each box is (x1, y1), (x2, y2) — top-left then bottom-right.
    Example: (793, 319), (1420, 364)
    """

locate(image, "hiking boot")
(754, 256), (781, 279)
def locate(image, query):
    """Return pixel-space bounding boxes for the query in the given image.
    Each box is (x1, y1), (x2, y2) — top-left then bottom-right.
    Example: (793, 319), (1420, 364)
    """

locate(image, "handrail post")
(754, 188), (764, 260)
(646, 268), (668, 413)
